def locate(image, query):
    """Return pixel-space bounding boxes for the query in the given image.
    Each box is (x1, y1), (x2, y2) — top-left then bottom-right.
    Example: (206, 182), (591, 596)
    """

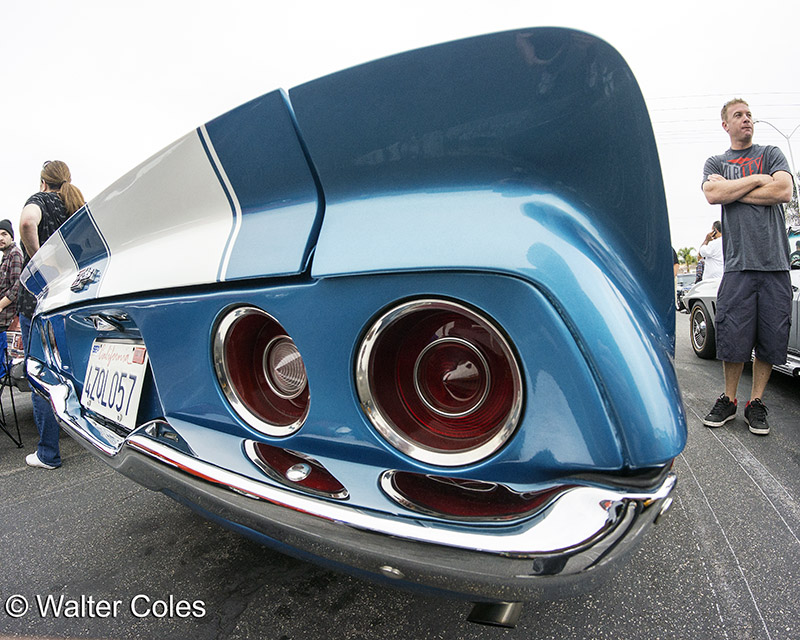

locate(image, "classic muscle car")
(21, 27), (685, 626)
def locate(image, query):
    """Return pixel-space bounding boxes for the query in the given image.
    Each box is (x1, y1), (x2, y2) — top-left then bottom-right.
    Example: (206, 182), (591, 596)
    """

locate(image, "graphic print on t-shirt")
(723, 153), (764, 179)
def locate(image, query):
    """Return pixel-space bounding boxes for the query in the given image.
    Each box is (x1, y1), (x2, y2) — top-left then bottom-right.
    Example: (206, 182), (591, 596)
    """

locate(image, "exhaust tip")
(654, 496), (674, 524)
(467, 601), (522, 628)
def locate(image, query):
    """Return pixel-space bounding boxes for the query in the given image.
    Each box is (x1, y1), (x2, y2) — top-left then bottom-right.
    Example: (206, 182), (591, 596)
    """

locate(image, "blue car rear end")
(22, 27), (686, 622)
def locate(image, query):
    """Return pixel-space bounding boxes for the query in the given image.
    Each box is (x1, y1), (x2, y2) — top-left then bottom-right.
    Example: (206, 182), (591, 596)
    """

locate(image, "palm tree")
(677, 247), (697, 269)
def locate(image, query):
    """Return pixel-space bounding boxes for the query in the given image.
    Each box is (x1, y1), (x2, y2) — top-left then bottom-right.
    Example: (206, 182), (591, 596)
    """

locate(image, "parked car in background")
(675, 271), (697, 312)
(20, 27), (685, 626)
(684, 276), (722, 359)
(685, 267), (800, 376)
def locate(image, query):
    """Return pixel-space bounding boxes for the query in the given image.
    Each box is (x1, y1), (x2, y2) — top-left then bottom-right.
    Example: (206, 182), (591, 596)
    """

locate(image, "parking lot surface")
(1, 310), (798, 639)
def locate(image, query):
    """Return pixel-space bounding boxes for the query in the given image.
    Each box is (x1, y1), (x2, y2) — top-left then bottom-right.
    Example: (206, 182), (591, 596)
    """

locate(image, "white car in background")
(684, 269), (800, 377)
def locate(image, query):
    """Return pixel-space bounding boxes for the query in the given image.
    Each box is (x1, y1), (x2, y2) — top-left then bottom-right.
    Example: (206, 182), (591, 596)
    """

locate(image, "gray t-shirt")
(702, 144), (791, 272)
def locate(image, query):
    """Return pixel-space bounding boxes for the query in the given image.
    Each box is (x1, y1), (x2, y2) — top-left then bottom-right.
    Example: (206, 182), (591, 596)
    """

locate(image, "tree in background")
(676, 247), (697, 270)
(785, 170), (799, 228)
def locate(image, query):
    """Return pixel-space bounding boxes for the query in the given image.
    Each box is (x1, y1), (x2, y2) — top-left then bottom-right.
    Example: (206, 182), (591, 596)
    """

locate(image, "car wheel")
(690, 302), (716, 359)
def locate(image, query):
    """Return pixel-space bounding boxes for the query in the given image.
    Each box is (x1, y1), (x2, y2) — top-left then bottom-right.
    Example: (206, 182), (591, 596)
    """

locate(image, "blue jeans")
(20, 314), (62, 467)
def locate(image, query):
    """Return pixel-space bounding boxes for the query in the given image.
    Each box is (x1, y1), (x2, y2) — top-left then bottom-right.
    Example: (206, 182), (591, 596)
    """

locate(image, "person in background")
(790, 240), (800, 263)
(694, 257), (705, 283)
(18, 161), (85, 469)
(701, 99), (793, 436)
(698, 221), (724, 280)
(0, 219), (24, 332)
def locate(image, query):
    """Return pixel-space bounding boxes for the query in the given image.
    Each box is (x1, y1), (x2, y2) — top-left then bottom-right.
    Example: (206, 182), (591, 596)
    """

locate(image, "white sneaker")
(25, 452), (58, 470)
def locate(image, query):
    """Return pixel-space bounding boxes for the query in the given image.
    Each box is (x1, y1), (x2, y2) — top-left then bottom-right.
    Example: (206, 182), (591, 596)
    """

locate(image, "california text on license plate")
(81, 341), (149, 430)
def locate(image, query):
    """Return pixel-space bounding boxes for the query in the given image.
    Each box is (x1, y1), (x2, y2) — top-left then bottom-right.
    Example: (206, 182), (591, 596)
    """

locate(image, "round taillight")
(356, 300), (522, 466)
(214, 307), (309, 436)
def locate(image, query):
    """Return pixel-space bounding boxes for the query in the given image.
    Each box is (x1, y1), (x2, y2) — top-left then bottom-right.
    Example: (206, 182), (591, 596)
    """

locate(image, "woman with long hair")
(19, 160), (85, 470)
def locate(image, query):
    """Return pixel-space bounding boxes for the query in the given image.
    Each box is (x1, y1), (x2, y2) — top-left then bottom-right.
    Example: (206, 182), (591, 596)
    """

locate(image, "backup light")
(214, 307), (309, 436)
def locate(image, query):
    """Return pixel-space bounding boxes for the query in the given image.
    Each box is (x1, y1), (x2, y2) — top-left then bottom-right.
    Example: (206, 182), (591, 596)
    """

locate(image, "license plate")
(81, 341), (149, 430)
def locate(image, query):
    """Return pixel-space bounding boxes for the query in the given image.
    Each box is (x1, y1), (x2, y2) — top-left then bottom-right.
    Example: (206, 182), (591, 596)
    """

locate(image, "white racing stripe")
(88, 131), (233, 299)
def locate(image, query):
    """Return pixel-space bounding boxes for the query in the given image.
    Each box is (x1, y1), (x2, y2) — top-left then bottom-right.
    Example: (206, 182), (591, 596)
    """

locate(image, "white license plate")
(81, 341), (149, 430)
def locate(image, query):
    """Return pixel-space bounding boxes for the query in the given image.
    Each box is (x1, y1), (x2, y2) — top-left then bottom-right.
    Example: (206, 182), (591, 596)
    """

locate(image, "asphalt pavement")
(0, 310), (798, 640)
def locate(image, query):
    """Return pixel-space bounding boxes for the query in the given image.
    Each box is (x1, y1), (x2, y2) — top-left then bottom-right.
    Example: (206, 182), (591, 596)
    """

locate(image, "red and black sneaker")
(744, 398), (770, 436)
(703, 393), (737, 427)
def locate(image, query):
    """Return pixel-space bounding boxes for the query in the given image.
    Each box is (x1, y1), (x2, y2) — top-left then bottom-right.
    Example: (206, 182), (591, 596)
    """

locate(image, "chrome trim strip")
(45, 320), (62, 369)
(773, 350), (800, 377)
(355, 299), (523, 467)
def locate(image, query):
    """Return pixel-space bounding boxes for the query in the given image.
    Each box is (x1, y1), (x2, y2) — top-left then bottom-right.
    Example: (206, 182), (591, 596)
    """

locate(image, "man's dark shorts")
(715, 270), (792, 365)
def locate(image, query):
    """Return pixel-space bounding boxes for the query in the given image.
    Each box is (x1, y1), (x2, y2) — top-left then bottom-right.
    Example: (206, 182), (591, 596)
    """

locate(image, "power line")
(649, 102), (800, 112)
(647, 92), (800, 101)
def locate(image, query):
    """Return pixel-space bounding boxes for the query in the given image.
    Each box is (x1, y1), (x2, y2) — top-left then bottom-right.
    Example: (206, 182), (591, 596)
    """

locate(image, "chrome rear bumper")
(29, 358), (677, 602)
(774, 350), (800, 377)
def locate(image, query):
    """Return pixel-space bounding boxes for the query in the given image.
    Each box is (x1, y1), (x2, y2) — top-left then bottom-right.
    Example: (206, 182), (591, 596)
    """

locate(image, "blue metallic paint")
(285, 26), (684, 466)
(202, 90), (322, 280)
(291, 28), (673, 345)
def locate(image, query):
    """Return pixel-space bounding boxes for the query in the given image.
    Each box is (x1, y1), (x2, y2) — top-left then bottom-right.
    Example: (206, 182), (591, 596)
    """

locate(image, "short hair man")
(698, 221), (724, 280)
(701, 99), (794, 435)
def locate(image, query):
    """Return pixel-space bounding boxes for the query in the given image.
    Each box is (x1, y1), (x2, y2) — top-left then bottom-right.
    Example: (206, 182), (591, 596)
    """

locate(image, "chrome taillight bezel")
(214, 306), (309, 436)
(356, 299), (523, 467)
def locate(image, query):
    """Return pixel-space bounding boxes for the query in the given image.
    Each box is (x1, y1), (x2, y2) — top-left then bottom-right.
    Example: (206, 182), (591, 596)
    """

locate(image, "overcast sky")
(2, 0), (798, 255)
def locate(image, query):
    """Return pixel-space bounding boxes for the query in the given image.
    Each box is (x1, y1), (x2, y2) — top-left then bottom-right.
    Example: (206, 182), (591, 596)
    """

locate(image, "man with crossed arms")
(701, 98), (793, 436)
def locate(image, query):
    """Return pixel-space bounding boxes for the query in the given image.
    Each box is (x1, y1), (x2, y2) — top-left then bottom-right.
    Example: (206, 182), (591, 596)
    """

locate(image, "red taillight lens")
(381, 470), (571, 521)
(245, 441), (348, 499)
(356, 300), (522, 466)
(214, 307), (309, 436)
